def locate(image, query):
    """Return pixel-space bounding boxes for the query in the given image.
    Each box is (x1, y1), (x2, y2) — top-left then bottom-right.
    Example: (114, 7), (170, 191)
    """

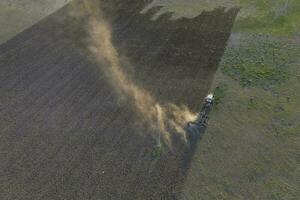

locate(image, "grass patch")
(213, 84), (228, 107)
(221, 35), (299, 89)
(234, 0), (300, 35)
(223, 63), (289, 88)
(149, 0), (300, 36)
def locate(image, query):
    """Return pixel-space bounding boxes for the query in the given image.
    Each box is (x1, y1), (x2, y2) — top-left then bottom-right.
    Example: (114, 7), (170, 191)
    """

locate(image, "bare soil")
(0, 0), (238, 199)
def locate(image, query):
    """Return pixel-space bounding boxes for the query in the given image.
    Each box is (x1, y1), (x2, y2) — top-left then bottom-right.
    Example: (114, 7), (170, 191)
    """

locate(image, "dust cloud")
(78, 1), (197, 146)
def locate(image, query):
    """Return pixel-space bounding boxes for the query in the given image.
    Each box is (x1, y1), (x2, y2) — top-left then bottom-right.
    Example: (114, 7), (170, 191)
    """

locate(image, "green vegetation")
(213, 84), (228, 107)
(234, 0), (300, 35)
(150, 0), (300, 35)
(222, 35), (299, 89)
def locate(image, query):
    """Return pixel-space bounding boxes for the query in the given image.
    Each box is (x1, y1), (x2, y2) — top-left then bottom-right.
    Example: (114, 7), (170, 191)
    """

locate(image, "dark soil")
(0, 0), (238, 199)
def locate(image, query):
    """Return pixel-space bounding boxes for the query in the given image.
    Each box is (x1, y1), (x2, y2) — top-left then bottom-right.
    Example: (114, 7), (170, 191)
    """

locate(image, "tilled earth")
(0, 0), (238, 199)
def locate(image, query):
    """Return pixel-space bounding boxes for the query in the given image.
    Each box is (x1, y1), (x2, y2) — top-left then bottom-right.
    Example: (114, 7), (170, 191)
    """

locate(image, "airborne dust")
(75, 1), (197, 146)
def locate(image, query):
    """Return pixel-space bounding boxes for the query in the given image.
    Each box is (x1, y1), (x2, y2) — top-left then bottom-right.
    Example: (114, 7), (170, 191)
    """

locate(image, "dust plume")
(80, 1), (197, 146)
